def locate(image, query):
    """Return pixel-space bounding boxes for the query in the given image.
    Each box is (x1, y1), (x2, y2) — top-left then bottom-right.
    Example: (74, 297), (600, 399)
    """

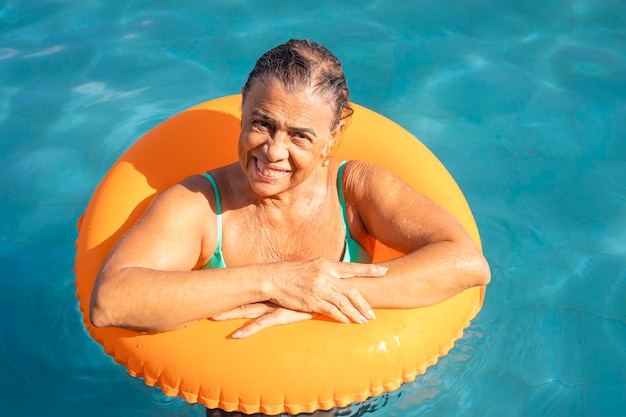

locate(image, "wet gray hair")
(242, 39), (353, 127)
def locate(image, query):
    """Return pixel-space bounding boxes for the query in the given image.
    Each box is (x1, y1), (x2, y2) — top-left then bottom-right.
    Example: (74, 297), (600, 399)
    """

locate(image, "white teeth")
(255, 158), (287, 178)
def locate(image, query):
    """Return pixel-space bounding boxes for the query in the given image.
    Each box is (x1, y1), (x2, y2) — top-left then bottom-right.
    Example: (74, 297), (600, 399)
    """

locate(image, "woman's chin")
(252, 185), (286, 198)
(247, 165), (291, 196)
(247, 175), (288, 197)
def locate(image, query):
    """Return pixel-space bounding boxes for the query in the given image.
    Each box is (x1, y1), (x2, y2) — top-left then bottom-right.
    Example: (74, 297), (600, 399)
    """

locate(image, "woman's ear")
(239, 87), (246, 127)
(333, 118), (348, 137)
(327, 118), (348, 155)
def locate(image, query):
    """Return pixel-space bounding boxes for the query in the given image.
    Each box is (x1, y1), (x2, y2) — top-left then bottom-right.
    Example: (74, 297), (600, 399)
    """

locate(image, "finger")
(343, 285), (376, 320)
(323, 284), (375, 323)
(231, 316), (276, 338)
(212, 303), (274, 320)
(335, 263), (388, 279)
(318, 298), (360, 324)
(232, 309), (313, 338)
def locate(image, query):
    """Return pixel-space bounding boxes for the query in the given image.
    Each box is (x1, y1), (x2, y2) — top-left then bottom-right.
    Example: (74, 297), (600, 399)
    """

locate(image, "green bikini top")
(201, 161), (372, 270)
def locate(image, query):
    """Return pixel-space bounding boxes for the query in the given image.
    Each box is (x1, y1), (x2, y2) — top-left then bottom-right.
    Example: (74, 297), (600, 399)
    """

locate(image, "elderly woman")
(90, 39), (490, 343)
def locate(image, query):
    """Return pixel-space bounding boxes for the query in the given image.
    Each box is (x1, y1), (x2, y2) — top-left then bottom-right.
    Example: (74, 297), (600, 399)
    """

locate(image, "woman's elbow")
(89, 307), (109, 328)
(89, 287), (115, 328)
(89, 272), (124, 328)
(468, 252), (491, 287)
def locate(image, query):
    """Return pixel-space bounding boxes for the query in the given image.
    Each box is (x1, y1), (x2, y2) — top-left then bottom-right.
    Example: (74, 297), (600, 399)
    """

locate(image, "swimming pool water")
(1, 1), (625, 416)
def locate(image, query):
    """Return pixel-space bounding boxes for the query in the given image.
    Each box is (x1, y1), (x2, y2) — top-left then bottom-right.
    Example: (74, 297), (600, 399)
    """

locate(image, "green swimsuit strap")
(202, 173), (222, 253)
(337, 161), (353, 240)
(336, 161), (373, 264)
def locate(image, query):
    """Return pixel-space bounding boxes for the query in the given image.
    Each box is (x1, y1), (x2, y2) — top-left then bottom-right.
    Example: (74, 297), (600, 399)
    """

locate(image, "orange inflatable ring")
(75, 94), (486, 415)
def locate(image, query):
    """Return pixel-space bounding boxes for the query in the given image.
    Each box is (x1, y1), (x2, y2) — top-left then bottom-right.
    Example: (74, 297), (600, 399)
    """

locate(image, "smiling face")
(238, 78), (342, 198)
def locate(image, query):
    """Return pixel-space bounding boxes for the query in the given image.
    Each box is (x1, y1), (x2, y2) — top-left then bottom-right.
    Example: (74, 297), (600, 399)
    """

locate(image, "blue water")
(1, 1), (625, 416)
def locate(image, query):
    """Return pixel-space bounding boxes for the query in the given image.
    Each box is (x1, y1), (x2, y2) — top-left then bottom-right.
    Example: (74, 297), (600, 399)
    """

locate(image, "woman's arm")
(89, 179), (265, 331)
(90, 177), (386, 332)
(213, 161), (490, 338)
(344, 161), (490, 308)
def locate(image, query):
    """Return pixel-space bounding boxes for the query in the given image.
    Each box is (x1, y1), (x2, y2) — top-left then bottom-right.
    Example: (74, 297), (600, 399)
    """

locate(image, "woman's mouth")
(255, 158), (288, 179)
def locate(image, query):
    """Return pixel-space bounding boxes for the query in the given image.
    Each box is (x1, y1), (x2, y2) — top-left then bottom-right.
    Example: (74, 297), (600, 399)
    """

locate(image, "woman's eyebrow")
(290, 126), (317, 138)
(251, 110), (275, 123)
(251, 110), (317, 137)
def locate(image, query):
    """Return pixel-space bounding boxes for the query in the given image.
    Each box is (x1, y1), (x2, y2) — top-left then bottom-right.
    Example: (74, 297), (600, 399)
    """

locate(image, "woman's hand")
(212, 302), (314, 338)
(210, 259), (387, 338)
(265, 258), (386, 326)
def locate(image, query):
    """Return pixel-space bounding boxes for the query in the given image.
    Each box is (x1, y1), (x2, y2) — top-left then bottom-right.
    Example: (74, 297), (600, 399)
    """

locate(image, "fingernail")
(232, 330), (243, 339)
(367, 310), (376, 320)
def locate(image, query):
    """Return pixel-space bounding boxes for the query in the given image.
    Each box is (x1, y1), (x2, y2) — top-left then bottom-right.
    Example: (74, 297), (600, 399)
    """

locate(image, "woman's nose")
(265, 133), (289, 162)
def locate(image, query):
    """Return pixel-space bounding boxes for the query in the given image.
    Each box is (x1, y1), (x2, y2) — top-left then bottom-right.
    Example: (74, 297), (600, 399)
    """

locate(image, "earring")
(322, 158), (329, 167)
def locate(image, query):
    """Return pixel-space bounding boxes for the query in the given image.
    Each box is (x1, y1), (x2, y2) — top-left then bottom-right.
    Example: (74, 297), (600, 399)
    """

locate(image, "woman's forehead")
(244, 79), (335, 126)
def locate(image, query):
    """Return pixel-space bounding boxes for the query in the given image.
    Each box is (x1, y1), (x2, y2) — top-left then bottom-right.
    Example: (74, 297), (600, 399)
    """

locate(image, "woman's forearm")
(90, 258), (389, 332)
(350, 241), (490, 309)
(90, 265), (268, 331)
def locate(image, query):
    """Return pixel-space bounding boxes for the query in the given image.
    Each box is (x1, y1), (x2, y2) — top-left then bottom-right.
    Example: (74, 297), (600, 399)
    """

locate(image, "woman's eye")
(292, 132), (312, 143)
(252, 120), (270, 130)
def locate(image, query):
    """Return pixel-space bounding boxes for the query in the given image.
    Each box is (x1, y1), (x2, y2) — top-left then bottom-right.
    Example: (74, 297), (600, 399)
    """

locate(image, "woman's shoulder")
(142, 182), (208, 224)
(177, 164), (238, 196)
(151, 167), (235, 219)
(339, 159), (397, 194)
